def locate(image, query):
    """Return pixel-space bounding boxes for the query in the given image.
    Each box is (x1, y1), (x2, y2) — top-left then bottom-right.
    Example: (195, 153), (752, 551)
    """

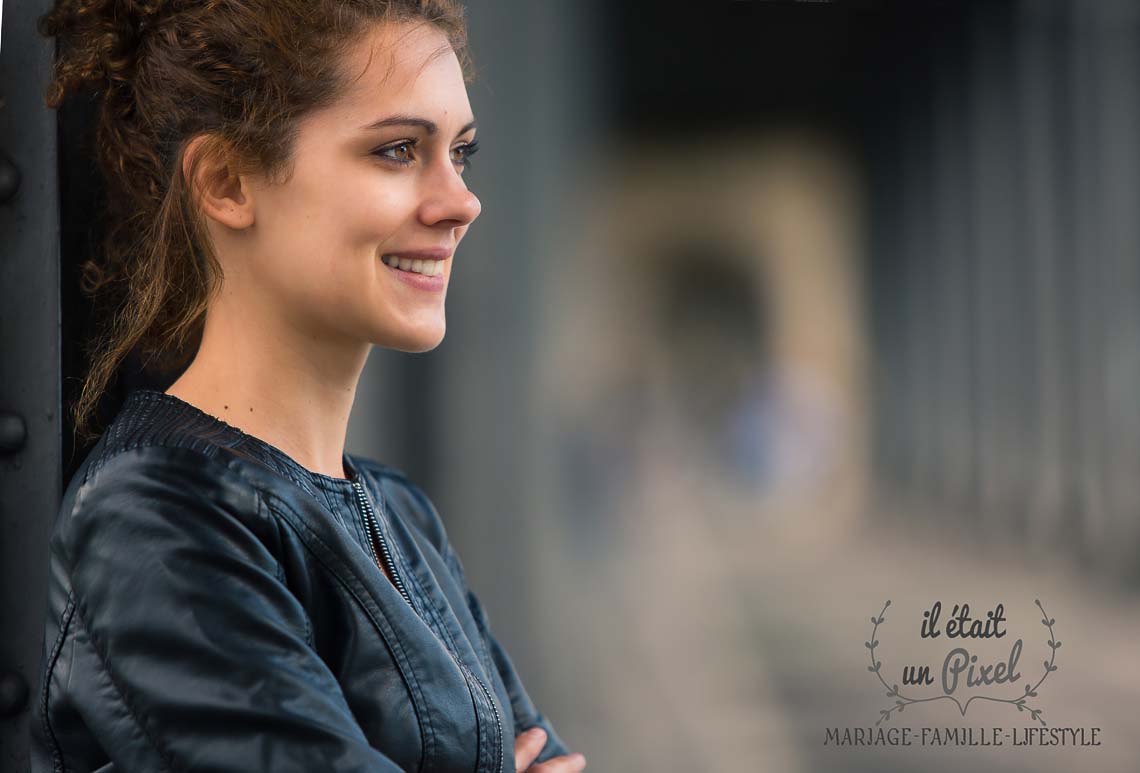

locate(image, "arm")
(378, 467), (572, 765)
(423, 498), (571, 763)
(62, 447), (403, 772)
(460, 582), (572, 764)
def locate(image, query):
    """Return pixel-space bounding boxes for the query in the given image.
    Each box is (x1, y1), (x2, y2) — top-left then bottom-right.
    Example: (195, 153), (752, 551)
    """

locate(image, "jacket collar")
(115, 388), (363, 501)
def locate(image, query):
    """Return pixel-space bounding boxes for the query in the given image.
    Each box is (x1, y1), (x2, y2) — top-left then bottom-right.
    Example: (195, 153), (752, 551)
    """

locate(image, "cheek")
(313, 164), (417, 253)
(345, 189), (411, 246)
(247, 158), (422, 318)
(260, 173), (413, 264)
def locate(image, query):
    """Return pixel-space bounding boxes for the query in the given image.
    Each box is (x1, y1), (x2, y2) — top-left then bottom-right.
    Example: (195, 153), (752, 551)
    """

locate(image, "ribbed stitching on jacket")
(39, 592), (76, 773)
(97, 391), (328, 502)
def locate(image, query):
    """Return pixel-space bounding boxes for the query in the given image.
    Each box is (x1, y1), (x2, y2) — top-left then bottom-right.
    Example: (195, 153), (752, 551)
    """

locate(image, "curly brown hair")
(39, 0), (472, 444)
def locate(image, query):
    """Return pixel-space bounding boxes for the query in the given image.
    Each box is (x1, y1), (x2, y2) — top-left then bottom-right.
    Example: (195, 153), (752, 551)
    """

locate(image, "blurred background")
(5, 0), (1140, 771)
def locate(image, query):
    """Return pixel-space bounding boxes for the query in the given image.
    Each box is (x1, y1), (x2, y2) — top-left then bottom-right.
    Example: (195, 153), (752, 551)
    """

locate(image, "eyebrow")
(360, 114), (477, 137)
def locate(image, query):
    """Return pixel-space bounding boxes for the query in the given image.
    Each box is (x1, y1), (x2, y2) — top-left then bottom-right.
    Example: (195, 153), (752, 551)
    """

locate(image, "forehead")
(337, 20), (468, 110)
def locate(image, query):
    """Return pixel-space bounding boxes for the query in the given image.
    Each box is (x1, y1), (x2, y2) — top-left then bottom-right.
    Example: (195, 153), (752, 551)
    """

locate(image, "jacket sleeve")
(460, 581), (572, 764)
(394, 476), (573, 765)
(61, 447), (404, 772)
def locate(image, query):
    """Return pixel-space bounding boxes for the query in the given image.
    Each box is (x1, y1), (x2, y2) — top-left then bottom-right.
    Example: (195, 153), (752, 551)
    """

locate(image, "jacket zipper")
(353, 479), (411, 604)
(352, 479), (504, 773)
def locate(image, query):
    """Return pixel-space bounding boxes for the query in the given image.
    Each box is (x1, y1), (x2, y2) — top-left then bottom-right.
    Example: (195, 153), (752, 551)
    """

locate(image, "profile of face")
(206, 20), (481, 354)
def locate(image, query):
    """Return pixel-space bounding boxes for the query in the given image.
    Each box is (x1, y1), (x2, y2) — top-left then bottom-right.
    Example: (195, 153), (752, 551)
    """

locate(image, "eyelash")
(372, 138), (480, 171)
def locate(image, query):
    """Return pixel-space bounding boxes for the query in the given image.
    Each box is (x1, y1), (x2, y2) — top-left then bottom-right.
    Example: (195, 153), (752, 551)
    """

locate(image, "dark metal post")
(0, 3), (63, 771)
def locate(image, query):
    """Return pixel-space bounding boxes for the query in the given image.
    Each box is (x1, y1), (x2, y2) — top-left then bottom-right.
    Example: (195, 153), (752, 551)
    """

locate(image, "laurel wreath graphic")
(867, 599), (1059, 727)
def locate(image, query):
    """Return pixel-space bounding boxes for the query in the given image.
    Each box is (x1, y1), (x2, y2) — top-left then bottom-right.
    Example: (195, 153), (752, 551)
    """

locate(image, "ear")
(182, 134), (255, 230)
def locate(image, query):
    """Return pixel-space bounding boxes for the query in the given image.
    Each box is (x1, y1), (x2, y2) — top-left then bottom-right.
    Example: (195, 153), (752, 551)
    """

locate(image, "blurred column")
(929, 11), (976, 516)
(1087, 0), (1140, 573)
(1066, 0), (1110, 560)
(1017, 0), (1073, 548)
(868, 54), (911, 498)
(902, 53), (941, 510)
(967, 0), (1028, 533)
(897, 87), (931, 502)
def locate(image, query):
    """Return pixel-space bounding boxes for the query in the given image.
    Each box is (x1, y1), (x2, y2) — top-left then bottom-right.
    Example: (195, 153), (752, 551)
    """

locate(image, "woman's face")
(240, 20), (481, 353)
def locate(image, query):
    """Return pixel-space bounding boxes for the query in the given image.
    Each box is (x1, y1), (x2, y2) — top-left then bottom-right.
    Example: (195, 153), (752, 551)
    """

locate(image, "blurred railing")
(866, 0), (1140, 580)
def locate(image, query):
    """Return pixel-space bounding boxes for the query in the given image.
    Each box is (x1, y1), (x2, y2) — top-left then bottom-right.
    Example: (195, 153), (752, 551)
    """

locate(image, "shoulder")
(59, 442), (274, 577)
(73, 390), (273, 523)
(69, 389), (312, 525)
(349, 456), (451, 553)
(79, 442), (265, 515)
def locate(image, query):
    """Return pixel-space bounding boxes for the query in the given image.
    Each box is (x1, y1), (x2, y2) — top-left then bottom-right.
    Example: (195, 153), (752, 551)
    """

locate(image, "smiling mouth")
(381, 254), (445, 277)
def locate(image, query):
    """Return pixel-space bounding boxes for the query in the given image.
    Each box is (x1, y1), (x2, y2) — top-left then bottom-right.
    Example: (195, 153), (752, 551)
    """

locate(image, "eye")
(373, 139), (417, 165)
(451, 139), (480, 171)
(370, 137), (479, 171)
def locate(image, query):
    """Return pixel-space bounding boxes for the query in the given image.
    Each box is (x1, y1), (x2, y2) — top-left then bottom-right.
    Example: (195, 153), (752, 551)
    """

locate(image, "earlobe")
(182, 134), (256, 231)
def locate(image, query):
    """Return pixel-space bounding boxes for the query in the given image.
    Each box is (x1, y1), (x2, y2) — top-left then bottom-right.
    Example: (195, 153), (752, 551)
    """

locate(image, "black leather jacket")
(29, 389), (569, 772)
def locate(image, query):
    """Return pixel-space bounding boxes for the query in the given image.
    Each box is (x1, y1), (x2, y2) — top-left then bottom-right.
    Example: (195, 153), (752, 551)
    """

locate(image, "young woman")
(31, 1), (585, 771)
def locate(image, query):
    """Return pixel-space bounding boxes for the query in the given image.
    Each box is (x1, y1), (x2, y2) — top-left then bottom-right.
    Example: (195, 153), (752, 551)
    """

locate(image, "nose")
(418, 161), (481, 228)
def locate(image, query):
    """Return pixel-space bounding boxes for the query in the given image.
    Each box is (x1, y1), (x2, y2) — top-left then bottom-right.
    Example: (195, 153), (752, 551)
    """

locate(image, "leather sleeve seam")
(71, 598), (177, 773)
(40, 591), (77, 773)
(261, 498), (316, 648)
(465, 591), (498, 678)
(438, 544), (497, 676)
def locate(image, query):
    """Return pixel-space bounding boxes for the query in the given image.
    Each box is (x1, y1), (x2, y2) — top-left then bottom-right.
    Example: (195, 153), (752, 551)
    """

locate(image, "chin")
(382, 323), (446, 353)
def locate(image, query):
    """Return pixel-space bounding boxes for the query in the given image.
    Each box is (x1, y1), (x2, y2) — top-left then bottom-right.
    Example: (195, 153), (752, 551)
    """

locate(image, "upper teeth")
(382, 255), (443, 277)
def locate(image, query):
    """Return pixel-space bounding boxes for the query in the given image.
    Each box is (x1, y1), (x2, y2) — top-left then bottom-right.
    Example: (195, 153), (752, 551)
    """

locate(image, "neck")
(165, 294), (371, 480)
